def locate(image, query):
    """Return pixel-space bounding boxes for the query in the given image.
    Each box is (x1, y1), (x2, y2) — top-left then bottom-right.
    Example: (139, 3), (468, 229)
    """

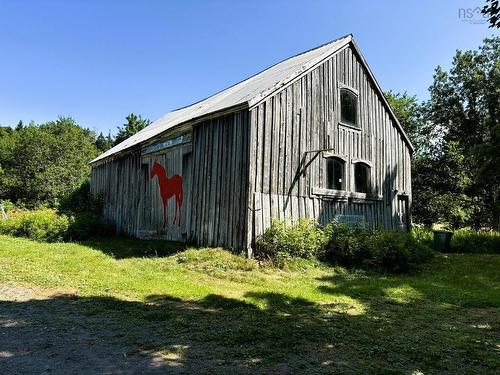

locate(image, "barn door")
(396, 195), (410, 232)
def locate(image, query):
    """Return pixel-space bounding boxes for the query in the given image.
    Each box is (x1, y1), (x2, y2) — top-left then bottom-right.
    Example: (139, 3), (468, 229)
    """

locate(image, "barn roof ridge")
(92, 34), (412, 163)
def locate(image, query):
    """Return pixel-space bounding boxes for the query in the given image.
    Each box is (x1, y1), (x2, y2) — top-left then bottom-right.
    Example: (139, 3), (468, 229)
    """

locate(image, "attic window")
(340, 88), (358, 127)
(326, 157), (345, 191)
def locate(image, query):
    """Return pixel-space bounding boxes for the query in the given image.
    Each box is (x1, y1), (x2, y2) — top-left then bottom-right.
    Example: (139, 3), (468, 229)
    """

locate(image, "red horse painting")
(150, 161), (183, 227)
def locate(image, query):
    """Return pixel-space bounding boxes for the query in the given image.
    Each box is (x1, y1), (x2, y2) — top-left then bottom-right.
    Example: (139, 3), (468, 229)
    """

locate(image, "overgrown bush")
(322, 222), (371, 266)
(257, 219), (434, 272)
(411, 226), (434, 249)
(59, 180), (103, 214)
(323, 222), (433, 273)
(255, 219), (327, 266)
(364, 230), (434, 273)
(0, 208), (113, 242)
(0, 209), (70, 242)
(66, 212), (114, 241)
(450, 229), (500, 254)
(0, 199), (16, 212)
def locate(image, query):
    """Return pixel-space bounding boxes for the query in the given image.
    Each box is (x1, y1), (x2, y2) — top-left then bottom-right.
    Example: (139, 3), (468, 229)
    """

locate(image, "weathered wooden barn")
(90, 34), (413, 255)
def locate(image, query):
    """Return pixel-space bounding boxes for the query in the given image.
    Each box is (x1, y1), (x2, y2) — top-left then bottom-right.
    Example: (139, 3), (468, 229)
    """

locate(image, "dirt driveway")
(0, 283), (219, 375)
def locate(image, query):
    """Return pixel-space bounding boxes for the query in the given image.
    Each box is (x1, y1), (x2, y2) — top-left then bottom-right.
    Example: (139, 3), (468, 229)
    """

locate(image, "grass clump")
(450, 228), (500, 254)
(411, 225), (434, 248)
(176, 248), (258, 273)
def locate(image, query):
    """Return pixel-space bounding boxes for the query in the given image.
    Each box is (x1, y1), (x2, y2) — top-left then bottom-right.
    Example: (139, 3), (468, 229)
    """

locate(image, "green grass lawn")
(0, 234), (499, 374)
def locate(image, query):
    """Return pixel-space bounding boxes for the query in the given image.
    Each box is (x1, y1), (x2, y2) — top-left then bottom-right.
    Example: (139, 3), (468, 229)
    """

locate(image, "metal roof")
(91, 34), (353, 163)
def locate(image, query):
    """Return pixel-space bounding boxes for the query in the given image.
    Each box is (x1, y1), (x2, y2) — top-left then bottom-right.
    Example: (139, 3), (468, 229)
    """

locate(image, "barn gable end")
(246, 43), (412, 254)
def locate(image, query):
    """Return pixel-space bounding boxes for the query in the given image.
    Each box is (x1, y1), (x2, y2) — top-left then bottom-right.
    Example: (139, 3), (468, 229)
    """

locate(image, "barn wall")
(190, 110), (250, 251)
(247, 44), (412, 249)
(91, 109), (250, 251)
(90, 137), (192, 241)
(90, 150), (144, 237)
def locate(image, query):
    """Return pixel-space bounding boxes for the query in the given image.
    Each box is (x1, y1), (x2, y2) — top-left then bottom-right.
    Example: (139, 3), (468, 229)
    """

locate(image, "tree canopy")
(0, 117), (98, 207)
(114, 113), (151, 146)
(0, 113), (152, 208)
(386, 36), (499, 229)
(482, 0), (500, 28)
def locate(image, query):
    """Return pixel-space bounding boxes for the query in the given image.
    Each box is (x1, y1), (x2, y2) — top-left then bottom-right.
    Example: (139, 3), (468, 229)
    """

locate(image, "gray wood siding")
(190, 110), (250, 251)
(247, 44), (412, 247)
(90, 141), (192, 241)
(91, 110), (250, 251)
(91, 151), (144, 237)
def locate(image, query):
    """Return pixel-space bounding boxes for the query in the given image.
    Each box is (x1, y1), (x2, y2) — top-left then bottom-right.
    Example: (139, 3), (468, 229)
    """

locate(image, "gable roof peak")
(92, 34), (414, 163)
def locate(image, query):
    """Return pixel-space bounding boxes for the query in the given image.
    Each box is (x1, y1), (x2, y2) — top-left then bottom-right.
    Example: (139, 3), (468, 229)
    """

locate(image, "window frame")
(338, 82), (360, 130)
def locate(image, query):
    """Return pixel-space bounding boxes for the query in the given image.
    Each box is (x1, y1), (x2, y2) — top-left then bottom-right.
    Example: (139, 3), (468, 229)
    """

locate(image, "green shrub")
(59, 180), (103, 214)
(255, 219), (327, 266)
(323, 222), (434, 273)
(66, 212), (114, 241)
(256, 219), (433, 272)
(0, 209), (69, 242)
(0, 199), (16, 212)
(450, 229), (500, 254)
(322, 222), (371, 266)
(365, 230), (434, 273)
(411, 226), (433, 249)
(0, 208), (114, 242)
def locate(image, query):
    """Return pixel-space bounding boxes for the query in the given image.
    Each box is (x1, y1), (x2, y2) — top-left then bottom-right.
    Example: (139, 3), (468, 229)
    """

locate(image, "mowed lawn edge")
(0, 234), (499, 373)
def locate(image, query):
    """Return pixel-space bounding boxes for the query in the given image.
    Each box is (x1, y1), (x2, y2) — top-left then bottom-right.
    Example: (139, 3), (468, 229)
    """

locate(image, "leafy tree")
(482, 0), (500, 28)
(427, 37), (499, 229)
(385, 91), (433, 154)
(388, 37), (499, 229)
(0, 126), (14, 138)
(114, 113), (151, 145)
(385, 91), (455, 226)
(95, 132), (114, 153)
(0, 117), (98, 207)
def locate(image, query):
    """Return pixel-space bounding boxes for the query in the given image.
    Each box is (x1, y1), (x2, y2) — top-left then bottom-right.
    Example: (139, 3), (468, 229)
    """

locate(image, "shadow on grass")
(81, 236), (188, 259)
(317, 254), (500, 308)
(1, 286), (498, 374)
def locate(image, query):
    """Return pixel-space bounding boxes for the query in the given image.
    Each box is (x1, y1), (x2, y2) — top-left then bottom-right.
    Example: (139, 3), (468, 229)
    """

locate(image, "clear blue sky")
(0, 0), (496, 135)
